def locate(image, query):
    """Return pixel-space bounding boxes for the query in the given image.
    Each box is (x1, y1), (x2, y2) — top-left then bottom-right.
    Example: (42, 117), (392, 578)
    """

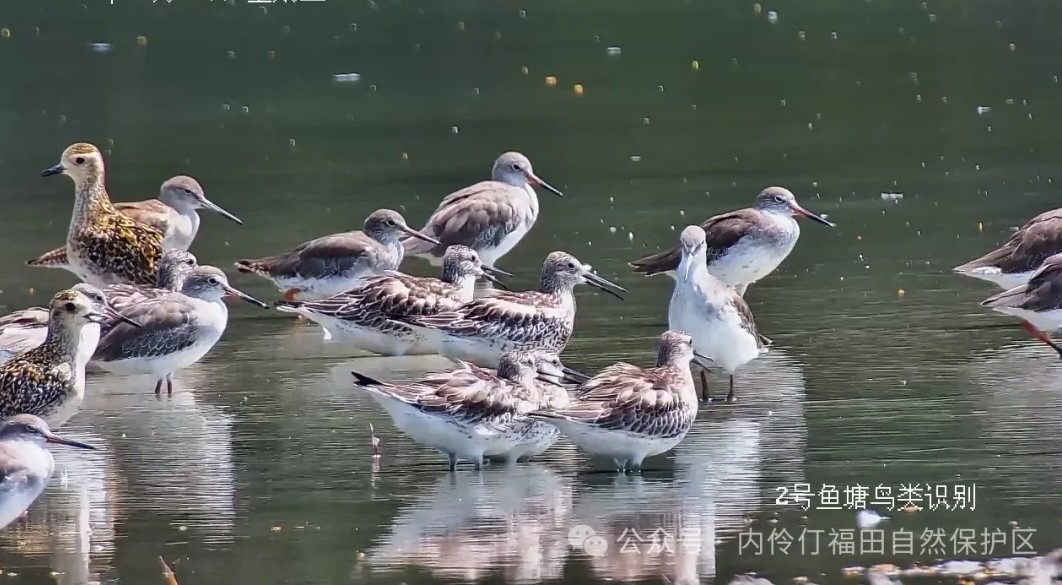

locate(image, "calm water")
(0, 0), (1061, 583)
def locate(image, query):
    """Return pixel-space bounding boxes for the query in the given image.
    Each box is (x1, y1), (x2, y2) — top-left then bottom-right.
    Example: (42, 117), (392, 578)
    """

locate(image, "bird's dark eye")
(567, 262), (577, 269)
(510, 163), (521, 172)
(25, 425), (40, 435)
(185, 259), (195, 265)
(208, 277), (219, 285)
(773, 195), (785, 203)
(64, 302), (77, 312)
(74, 157), (85, 165)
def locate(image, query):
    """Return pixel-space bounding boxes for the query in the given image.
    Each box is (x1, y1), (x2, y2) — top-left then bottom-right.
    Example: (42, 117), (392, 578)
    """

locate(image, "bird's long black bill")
(202, 199), (244, 225)
(480, 271), (510, 290)
(482, 265), (513, 278)
(46, 434), (97, 450)
(400, 225), (442, 246)
(585, 272), (627, 300)
(223, 285), (269, 308)
(106, 307), (142, 328)
(562, 365), (591, 382)
(41, 164), (63, 177)
(792, 204), (835, 227)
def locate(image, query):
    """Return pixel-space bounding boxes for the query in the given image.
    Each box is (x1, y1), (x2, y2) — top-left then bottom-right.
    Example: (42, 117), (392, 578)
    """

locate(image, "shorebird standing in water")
(275, 246), (510, 355)
(0, 414), (96, 530)
(629, 186), (834, 296)
(402, 152), (563, 269)
(529, 331), (701, 472)
(27, 176), (241, 274)
(955, 208), (1062, 289)
(36, 143), (165, 287)
(91, 266), (267, 395)
(981, 252), (1062, 357)
(234, 209), (440, 301)
(0, 289), (137, 427)
(0, 251), (199, 367)
(396, 251), (626, 368)
(351, 351), (566, 470)
(668, 226), (764, 403)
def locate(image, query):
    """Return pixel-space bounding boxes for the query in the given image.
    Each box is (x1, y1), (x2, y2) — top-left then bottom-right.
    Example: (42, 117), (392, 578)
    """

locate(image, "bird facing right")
(528, 330), (701, 472)
(667, 225), (764, 403)
(629, 187), (834, 296)
(401, 152), (563, 269)
(0, 414), (96, 531)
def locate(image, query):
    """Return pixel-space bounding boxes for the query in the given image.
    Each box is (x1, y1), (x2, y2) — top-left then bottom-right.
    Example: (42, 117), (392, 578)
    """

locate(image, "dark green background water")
(0, 0), (1060, 583)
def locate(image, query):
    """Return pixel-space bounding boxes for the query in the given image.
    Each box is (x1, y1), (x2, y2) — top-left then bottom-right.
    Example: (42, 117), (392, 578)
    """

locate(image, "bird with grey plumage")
(980, 252), (1062, 358)
(27, 175), (241, 273)
(393, 251), (627, 368)
(630, 186), (834, 296)
(402, 152), (563, 270)
(91, 266), (268, 395)
(351, 350), (567, 471)
(0, 251), (199, 370)
(668, 225), (765, 403)
(955, 208), (1062, 290)
(0, 289), (137, 428)
(528, 330), (703, 472)
(0, 414), (96, 530)
(274, 245), (512, 355)
(234, 209), (440, 302)
(35, 143), (166, 287)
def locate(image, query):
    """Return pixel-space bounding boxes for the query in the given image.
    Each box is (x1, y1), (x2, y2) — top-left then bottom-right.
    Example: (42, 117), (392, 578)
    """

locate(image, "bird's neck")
(70, 174), (115, 229)
(41, 316), (84, 362)
(448, 273), (477, 300)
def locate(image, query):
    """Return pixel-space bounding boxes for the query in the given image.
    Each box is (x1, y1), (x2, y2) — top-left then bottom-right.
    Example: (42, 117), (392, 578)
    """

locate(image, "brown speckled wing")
(114, 199), (174, 234)
(296, 274), (463, 326)
(0, 355), (70, 419)
(0, 308), (49, 329)
(77, 212), (164, 286)
(404, 182), (523, 257)
(731, 296), (761, 343)
(405, 291), (569, 346)
(630, 208), (761, 274)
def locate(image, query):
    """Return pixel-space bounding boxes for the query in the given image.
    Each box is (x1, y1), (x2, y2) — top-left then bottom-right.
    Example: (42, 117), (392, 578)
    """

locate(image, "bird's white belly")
(306, 314), (432, 356)
(670, 302), (759, 374)
(962, 267), (1034, 290)
(997, 307), (1062, 332)
(479, 220), (533, 268)
(277, 275), (373, 301)
(552, 420), (685, 464)
(368, 393), (496, 463)
(439, 336), (508, 369)
(497, 421), (561, 461)
(708, 237), (795, 288)
(92, 330), (222, 378)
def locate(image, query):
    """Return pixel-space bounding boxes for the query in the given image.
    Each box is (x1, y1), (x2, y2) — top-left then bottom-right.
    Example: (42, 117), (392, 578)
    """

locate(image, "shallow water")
(0, 0), (1061, 583)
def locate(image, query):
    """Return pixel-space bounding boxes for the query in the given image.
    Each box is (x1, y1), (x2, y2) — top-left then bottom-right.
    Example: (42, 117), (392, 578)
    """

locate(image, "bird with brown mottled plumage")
(35, 143), (165, 287)
(27, 175), (241, 275)
(0, 289), (135, 428)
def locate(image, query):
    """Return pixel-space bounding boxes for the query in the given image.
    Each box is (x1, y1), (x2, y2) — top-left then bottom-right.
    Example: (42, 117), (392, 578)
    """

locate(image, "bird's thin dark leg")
(700, 369), (710, 403)
(1022, 321), (1062, 358)
(447, 453), (458, 472)
(153, 379), (163, 396)
(727, 375), (737, 403)
(166, 374), (174, 396)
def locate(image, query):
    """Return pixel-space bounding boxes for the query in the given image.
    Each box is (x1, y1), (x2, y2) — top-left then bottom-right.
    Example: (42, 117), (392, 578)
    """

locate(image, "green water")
(0, 0), (1060, 583)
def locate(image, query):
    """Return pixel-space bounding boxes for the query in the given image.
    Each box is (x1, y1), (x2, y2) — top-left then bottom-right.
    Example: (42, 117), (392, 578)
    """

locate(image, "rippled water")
(0, 0), (1061, 583)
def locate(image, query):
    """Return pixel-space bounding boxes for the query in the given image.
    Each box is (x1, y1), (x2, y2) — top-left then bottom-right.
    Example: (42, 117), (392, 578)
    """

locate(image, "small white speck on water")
(349, 23), (358, 32)
(669, 225), (676, 231)
(976, 106), (991, 115)
(609, 226), (617, 234)
(472, 87), (480, 95)
(630, 155), (642, 162)
(798, 30), (806, 41)
(369, 84), (377, 92)
(928, 13), (937, 22)
(288, 139), (296, 148)
(909, 71), (919, 83)
(606, 46), (621, 56)
(941, 96), (948, 103)
(987, 125), (993, 132)
(628, 231), (635, 241)
(767, 10), (779, 23)
(227, 50), (236, 59)
(1005, 98), (1016, 105)
(608, 196), (614, 203)
(88, 42), (112, 53)
(241, 105), (250, 114)
(643, 117), (650, 125)
(807, 122), (814, 130)
(881, 192), (904, 201)
(657, 85), (665, 93)
(780, 98), (787, 106)
(916, 94), (922, 102)
(518, 9), (526, 18)
(831, 32), (838, 40)
(451, 126), (459, 134)
(679, 209), (686, 217)
(333, 73), (362, 83)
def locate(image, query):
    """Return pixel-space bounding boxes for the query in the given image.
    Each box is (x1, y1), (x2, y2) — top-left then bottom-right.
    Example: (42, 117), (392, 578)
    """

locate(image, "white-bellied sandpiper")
(630, 187), (834, 296)
(351, 351), (564, 470)
(0, 414), (96, 530)
(396, 251), (626, 368)
(981, 252), (1062, 357)
(402, 152), (563, 269)
(91, 266), (267, 395)
(955, 208), (1062, 289)
(668, 225), (765, 403)
(27, 176), (240, 273)
(529, 330), (701, 472)
(275, 245), (509, 355)
(37, 143), (166, 287)
(234, 209), (439, 301)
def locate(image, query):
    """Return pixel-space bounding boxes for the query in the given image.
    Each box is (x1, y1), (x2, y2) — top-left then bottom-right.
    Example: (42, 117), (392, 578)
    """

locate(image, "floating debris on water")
(767, 10), (779, 23)
(136, 35), (148, 46)
(450, 126), (459, 134)
(606, 46), (621, 56)
(545, 76), (557, 87)
(691, 59), (700, 70)
(630, 155), (642, 162)
(88, 43), (112, 53)
(520, 66), (529, 75)
(333, 73), (362, 83)
(881, 192), (904, 201)
(856, 509), (887, 528)
(753, 2), (762, 14)
(573, 84), (584, 95)
(0, 28), (10, 39)
(976, 105), (991, 115)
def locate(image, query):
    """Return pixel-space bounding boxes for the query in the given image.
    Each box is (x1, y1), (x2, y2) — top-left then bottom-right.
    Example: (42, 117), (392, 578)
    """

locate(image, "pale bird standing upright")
(668, 225), (764, 403)
(27, 176), (241, 273)
(402, 152), (563, 269)
(36, 143), (165, 287)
